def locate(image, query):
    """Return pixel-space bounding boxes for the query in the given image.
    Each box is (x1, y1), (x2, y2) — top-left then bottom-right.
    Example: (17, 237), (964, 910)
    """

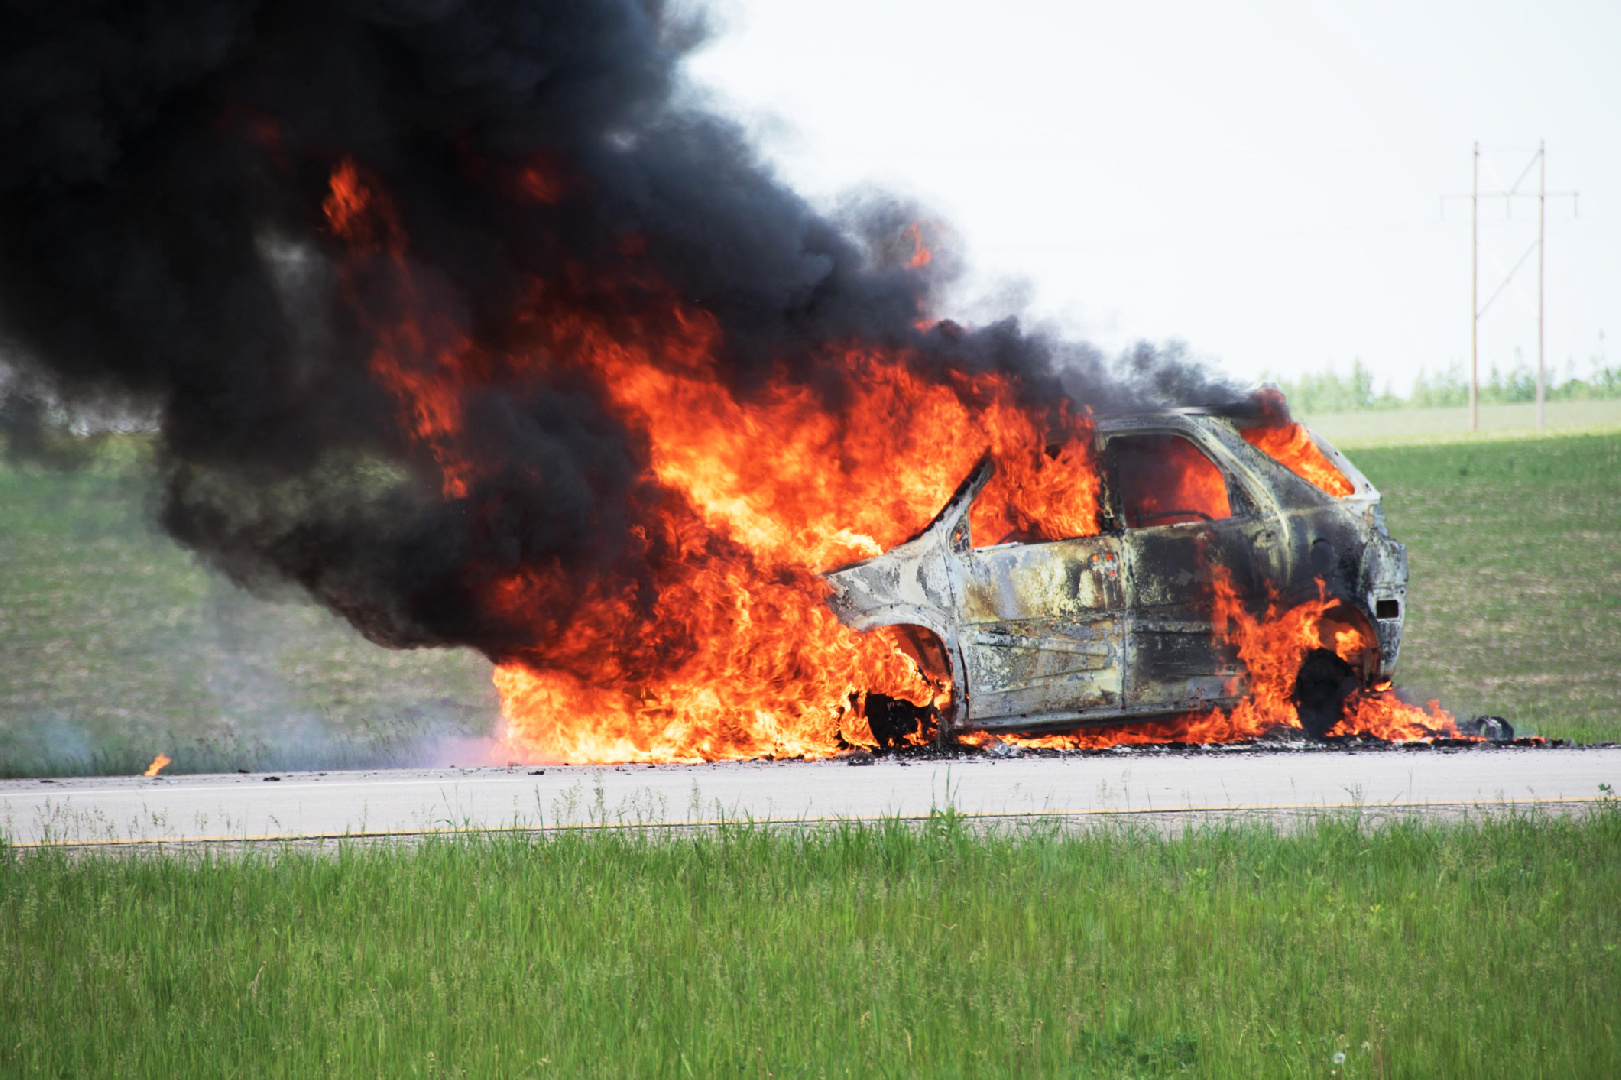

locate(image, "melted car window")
(1241, 422), (1354, 496)
(1105, 433), (1231, 528)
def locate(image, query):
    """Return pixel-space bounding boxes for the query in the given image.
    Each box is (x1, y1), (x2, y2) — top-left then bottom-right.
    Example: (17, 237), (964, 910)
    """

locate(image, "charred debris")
(834, 714), (1559, 767)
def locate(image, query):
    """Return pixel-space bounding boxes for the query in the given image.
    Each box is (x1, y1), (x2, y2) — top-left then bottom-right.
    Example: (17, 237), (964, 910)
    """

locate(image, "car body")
(823, 407), (1408, 736)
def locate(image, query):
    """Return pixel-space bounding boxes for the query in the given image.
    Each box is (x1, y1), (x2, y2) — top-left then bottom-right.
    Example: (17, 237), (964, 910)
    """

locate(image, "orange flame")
(489, 314), (1100, 763)
(143, 753), (171, 777)
(1208, 568), (1460, 741)
(903, 221), (936, 269)
(323, 158), (479, 498)
(1239, 386), (1353, 497)
(1242, 421), (1354, 497)
(1115, 432), (1231, 528)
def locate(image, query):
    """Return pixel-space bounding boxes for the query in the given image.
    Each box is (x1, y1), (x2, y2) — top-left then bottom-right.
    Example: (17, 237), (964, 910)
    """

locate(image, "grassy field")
(1302, 399), (1621, 447)
(0, 428), (1617, 774)
(3, 810), (1617, 1078)
(1353, 433), (1621, 744)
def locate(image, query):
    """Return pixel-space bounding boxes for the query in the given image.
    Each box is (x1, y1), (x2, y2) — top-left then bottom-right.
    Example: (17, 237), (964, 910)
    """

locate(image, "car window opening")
(969, 515), (1049, 548)
(968, 496), (1035, 548)
(1105, 433), (1232, 529)
(1241, 422), (1355, 496)
(966, 442), (1102, 549)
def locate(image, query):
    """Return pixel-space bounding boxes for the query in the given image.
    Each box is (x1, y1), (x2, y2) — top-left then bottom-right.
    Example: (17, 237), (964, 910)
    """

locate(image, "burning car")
(824, 399), (1408, 742)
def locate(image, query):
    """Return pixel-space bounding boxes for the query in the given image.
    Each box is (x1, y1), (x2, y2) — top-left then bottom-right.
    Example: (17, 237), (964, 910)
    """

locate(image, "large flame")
(486, 314), (1103, 763)
(323, 162), (1455, 762)
(324, 160), (1098, 763)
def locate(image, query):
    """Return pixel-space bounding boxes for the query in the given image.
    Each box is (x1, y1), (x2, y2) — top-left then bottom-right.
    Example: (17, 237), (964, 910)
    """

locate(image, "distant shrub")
(1267, 335), (1620, 413)
(1261, 358), (1402, 414)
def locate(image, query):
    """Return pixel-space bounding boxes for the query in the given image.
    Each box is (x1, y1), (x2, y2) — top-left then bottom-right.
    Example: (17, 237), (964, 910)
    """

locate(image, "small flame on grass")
(143, 753), (172, 777)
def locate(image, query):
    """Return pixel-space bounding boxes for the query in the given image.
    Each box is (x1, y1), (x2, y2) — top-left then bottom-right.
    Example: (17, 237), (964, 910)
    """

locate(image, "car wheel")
(1292, 648), (1359, 738)
(864, 693), (934, 748)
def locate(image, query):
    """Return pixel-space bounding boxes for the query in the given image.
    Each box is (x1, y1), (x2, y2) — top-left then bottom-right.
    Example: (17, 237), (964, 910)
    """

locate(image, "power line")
(1442, 142), (1578, 432)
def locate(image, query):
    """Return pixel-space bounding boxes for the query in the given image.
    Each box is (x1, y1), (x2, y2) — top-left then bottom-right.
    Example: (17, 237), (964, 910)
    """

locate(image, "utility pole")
(1537, 139), (1546, 431)
(1471, 143), (1479, 432)
(1444, 143), (1576, 433)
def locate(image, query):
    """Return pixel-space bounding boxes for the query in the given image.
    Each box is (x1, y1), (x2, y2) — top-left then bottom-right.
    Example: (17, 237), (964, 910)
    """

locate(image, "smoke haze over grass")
(0, 438), (495, 778)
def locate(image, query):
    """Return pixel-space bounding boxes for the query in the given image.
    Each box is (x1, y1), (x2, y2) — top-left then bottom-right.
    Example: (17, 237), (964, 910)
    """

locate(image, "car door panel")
(1119, 519), (1254, 709)
(956, 537), (1125, 723)
(1102, 431), (1260, 712)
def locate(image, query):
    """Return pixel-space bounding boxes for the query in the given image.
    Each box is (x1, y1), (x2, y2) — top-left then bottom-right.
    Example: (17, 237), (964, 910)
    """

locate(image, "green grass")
(0, 441), (495, 777)
(1352, 433), (1621, 744)
(2, 811), (1617, 1078)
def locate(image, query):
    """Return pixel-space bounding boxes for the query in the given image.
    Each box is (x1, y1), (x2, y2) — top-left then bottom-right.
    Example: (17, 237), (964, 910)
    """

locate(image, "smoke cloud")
(0, 0), (1236, 666)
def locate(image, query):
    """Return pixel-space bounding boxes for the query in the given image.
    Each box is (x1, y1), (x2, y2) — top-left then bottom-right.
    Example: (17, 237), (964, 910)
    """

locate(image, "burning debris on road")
(1, 2), (1493, 765)
(856, 717), (1555, 763)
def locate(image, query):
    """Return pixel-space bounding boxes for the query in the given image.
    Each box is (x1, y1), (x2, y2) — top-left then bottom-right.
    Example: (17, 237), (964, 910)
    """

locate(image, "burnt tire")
(1293, 648), (1359, 738)
(864, 693), (934, 749)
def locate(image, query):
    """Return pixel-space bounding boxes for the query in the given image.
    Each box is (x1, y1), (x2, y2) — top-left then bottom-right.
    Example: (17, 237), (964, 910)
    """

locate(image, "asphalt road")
(4, 745), (1616, 848)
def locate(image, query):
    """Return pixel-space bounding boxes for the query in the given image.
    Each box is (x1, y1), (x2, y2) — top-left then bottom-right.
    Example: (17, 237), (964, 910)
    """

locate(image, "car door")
(955, 530), (1127, 727)
(1100, 429), (1265, 711)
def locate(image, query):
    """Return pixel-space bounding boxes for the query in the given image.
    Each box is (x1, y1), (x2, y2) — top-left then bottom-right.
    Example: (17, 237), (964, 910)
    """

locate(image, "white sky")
(685, 0), (1621, 393)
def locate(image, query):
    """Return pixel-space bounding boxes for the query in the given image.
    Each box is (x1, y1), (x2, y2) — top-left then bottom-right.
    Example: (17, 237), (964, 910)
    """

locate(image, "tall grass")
(3, 809), (1617, 1078)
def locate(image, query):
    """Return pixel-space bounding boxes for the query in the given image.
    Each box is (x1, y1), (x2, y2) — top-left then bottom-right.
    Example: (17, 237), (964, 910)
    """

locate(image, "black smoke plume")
(0, 0), (1235, 662)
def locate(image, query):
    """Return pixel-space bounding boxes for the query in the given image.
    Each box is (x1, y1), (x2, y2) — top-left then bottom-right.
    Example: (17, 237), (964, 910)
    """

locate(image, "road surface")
(3, 744), (1616, 848)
